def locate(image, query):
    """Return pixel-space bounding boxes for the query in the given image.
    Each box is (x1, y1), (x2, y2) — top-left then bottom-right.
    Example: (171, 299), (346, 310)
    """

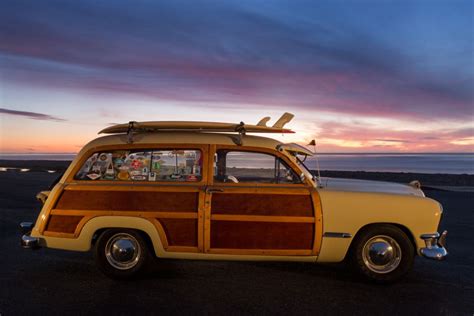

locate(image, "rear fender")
(31, 216), (165, 256)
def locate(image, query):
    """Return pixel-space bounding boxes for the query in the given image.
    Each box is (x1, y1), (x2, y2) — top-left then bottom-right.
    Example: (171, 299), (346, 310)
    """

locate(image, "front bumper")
(420, 230), (448, 260)
(20, 222), (41, 249)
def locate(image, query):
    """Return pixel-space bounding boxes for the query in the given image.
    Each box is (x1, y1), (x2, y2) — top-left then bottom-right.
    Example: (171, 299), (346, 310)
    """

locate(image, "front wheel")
(350, 225), (414, 283)
(94, 229), (151, 279)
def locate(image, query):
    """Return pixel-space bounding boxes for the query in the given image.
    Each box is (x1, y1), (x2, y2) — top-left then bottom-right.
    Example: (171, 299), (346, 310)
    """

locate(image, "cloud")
(0, 108), (66, 122)
(374, 139), (413, 143)
(305, 119), (474, 152)
(0, 0), (472, 122)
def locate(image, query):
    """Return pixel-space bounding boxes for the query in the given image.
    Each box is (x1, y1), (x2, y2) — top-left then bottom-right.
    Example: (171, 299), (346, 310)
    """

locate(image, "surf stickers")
(74, 149), (203, 182)
(103, 161), (115, 180)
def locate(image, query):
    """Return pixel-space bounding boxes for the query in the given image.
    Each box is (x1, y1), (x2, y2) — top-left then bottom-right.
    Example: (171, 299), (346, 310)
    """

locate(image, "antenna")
(308, 139), (322, 187)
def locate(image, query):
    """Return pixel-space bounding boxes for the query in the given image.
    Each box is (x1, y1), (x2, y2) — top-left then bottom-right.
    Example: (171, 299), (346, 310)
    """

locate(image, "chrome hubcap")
(105, 233), (141, 270)
(362, 235), (402, 274)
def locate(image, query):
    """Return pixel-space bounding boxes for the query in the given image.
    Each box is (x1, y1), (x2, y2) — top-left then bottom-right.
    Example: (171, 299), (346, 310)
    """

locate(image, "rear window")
(75, 149), (202, 182)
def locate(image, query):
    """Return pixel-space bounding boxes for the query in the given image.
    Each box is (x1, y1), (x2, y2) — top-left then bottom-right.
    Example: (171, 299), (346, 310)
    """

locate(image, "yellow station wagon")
(20, 113), (447, 282)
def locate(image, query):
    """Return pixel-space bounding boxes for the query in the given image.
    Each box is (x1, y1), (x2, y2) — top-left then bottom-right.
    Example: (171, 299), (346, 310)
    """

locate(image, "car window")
(214, 150), (300, 184)
(75, 149), (202, 182)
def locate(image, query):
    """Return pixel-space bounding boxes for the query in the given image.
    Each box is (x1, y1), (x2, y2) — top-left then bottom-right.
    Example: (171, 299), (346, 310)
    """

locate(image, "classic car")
(20, 113), (447, 282)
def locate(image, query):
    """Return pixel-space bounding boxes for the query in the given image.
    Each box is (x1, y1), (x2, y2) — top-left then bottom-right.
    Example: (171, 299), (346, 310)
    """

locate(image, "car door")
(204, 145), (322, 256)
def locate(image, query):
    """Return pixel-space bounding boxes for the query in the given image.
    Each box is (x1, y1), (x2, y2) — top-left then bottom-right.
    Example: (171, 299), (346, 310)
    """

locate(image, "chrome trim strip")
(323, 232), (352, 238)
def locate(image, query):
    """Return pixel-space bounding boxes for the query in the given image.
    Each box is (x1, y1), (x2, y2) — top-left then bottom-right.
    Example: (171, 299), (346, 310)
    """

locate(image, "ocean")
(0, 153), (472, 174)
(306, 153), (473, 175)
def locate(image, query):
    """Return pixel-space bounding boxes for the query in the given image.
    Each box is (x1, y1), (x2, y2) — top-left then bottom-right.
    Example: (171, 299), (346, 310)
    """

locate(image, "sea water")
(0, 153), (473, 174)
(306, 153), (473, 174)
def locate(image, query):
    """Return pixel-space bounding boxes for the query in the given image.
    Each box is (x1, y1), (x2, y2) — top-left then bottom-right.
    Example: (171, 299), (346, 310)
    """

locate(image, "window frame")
(67, 144), (208, 185)
(210, 145), (307, 187)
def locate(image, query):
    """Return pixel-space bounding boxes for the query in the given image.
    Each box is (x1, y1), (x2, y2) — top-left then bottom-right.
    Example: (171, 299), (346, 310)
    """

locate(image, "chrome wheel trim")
(105, 233), (141, 270)
(362, 235), (402, 274)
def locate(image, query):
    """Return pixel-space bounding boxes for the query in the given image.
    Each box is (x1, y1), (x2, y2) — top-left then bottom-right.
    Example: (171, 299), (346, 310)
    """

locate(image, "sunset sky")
(0, 0), (473, 153)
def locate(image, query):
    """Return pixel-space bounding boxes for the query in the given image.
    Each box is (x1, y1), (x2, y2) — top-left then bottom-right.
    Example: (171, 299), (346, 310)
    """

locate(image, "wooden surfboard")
(99, 113), (295, 134)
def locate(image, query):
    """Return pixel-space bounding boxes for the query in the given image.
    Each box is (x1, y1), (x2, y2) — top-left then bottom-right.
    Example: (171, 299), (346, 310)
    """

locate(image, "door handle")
(205, 188), (224, 194)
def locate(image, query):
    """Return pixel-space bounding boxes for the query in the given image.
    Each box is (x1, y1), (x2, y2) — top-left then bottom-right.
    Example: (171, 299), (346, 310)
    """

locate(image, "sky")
(0, 0), (473, 153)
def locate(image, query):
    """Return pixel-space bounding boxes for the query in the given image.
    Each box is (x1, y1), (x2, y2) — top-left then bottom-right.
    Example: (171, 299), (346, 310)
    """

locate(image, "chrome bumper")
(420, 230), (447, 260)
(20, 222), (40, 249)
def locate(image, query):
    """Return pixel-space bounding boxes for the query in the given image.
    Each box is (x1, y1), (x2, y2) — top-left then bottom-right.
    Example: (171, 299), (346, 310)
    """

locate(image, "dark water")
(306, 153), (474, 174)
(0, 153), (473, 174)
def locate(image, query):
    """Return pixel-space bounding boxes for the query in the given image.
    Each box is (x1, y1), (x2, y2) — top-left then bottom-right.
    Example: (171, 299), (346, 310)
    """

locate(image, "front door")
(204, 146), (320, 256)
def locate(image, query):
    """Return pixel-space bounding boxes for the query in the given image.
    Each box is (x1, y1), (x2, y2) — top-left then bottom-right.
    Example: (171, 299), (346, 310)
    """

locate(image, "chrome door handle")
(205, 188), (224, 194)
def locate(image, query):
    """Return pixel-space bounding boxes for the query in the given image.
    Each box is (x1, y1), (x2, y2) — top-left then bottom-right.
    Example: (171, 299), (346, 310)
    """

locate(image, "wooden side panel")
(211, 193), (313, 216)
(210, 221), (314, 249)
(55, 190), (198, 212)
(207, 190), (315, 253)
(49, 188), (201, 251)
(158, 218), (198, 247)
(46, 215), (83, 234)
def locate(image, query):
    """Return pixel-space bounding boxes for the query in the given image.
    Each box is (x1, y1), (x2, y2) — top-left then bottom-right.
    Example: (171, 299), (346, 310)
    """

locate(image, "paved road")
(1, 172), (473, 315)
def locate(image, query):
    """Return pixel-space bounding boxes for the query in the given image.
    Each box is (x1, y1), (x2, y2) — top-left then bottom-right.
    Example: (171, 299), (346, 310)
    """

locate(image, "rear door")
(39, 144), (209, 254)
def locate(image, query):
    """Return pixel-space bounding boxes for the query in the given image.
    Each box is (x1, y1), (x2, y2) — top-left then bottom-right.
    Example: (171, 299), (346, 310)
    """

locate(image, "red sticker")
(131, 160), (141, 169)
(186, 175), (198, 182)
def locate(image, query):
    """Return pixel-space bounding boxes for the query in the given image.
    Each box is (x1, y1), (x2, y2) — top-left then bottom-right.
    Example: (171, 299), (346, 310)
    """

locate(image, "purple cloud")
(0, 0), (472, 121)
(0, 108), (66, 122)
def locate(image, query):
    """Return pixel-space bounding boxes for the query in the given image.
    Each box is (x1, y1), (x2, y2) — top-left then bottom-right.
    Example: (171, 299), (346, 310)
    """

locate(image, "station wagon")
(20, 113), (447, 282)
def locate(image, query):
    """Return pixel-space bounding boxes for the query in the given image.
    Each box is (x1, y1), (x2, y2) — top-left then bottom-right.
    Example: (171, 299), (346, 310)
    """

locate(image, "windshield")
(296, 156), (316, 186)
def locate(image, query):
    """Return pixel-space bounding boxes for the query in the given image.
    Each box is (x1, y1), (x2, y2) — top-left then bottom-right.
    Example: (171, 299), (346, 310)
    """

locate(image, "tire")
(350, 225), (414, 283)
(94, 229), (151, 279)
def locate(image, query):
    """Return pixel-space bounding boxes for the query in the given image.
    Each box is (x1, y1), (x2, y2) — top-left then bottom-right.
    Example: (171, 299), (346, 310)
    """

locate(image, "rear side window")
(75, 149), (202, 182)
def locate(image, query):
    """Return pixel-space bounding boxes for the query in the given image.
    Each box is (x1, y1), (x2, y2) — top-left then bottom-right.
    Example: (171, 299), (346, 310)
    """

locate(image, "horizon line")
(0, 152), (473, 155)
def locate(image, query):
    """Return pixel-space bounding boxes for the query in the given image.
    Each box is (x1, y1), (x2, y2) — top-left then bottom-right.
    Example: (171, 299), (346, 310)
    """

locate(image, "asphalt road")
(1, 172), (473, 315)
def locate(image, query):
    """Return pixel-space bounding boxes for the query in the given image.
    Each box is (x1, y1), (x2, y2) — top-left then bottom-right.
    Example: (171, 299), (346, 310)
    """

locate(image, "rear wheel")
(95, 229), (150, 279)
(350, 225), (414, 283)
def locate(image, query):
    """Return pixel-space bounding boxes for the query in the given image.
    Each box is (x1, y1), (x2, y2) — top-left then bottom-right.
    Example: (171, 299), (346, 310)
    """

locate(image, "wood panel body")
(55, 190), (198, 212)
(46, 215), (84, 234)
(41, 144), (209, 253)
(44, 187), (201, 251)
(203, 145), (321, 256)
(40, 143), (323, 257)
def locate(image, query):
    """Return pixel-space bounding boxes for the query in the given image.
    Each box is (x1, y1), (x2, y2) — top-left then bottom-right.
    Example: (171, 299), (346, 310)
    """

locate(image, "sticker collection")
(76, 150), (202, 182)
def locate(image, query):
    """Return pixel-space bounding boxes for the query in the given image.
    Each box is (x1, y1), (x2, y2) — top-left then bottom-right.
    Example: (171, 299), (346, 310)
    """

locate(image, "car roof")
(81, 131), (283, 152)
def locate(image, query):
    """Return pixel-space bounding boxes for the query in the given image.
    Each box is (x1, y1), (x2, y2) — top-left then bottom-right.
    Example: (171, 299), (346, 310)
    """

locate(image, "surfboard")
(99, 113), (295, 134)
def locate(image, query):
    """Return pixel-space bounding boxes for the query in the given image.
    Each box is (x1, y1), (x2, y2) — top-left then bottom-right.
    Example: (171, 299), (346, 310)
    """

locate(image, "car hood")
(319, 177), (425, 197)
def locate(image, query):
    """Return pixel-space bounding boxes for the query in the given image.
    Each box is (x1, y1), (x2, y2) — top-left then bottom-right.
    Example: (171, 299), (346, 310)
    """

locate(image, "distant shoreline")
(1, 159), (473, 187)
(1, 152), (473, 155)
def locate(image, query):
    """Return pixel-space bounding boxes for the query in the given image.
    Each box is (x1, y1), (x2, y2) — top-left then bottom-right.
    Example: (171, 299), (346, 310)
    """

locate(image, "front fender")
(316, 190), (442, 262)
